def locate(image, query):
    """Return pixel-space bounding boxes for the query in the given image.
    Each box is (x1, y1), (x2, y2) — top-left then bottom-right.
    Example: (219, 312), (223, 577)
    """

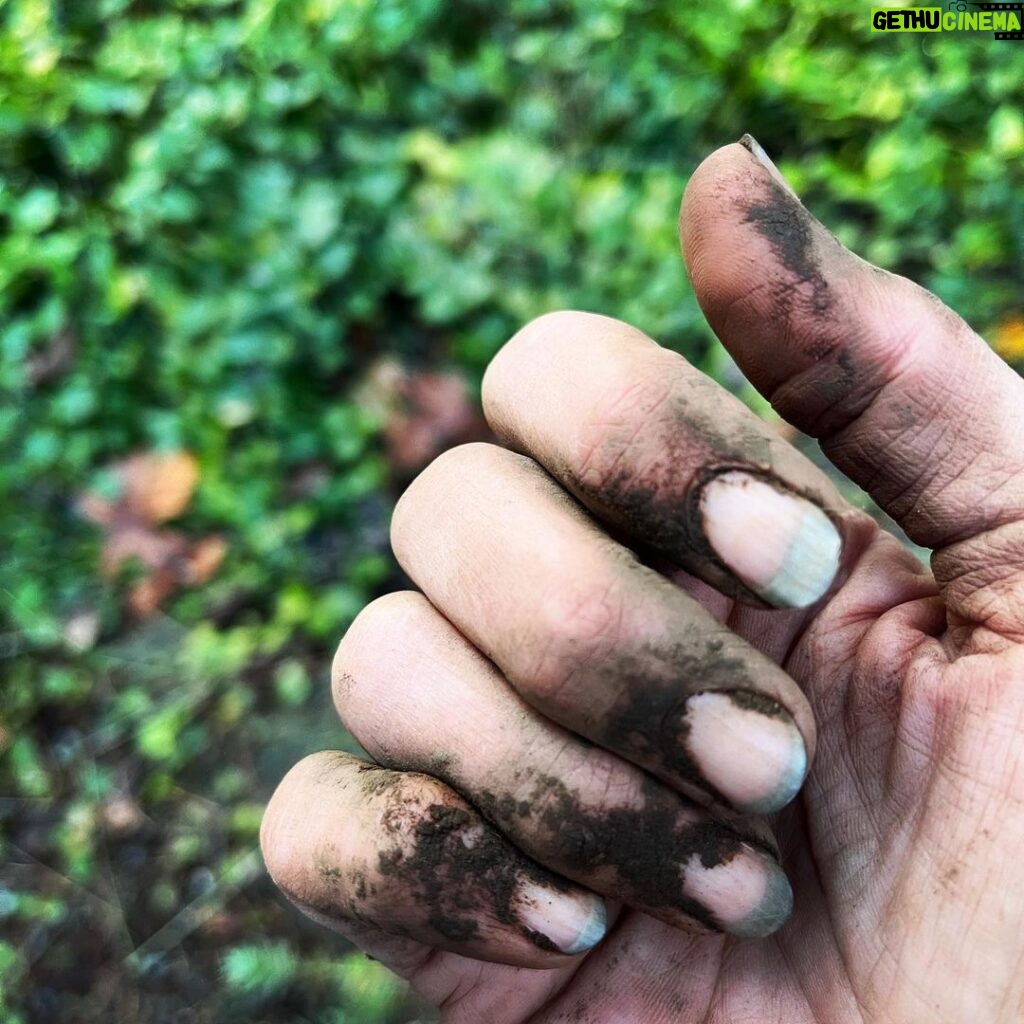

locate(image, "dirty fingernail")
(738, 134), (799, 198)
(699, 470), (841, 608)
(684, 841), (793, 939)
(682, 691), (807, 814)
(518, 882), (607, 955)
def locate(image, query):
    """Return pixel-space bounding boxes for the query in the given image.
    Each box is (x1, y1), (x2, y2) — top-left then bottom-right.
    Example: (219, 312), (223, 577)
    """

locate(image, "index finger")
(482, 311), (861, 609)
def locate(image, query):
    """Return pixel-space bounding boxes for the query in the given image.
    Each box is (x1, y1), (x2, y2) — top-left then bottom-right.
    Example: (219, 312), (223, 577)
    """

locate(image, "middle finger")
(391, 442), (813, 817)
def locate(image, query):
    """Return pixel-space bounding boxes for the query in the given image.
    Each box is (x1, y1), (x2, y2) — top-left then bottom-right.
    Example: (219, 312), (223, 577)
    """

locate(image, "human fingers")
(481, 309), (856, 611)
(259, 751), (608, 968)
(391, 444), (814, 816)
(681, 138), (1024, 636)
(335, 592), (793, 939)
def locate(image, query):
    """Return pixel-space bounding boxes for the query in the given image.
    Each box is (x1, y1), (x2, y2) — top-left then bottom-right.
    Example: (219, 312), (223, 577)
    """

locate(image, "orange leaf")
(356, 358), (490, 473)
(119, 451), (200, 524)
(994, 317), (1024, 362)
(78, 492), (115, 527)
(100, 525), (188, 577)
(81, 450), (220, 616)
(186, 536), (227, 584)
(128, 570), (178, 618)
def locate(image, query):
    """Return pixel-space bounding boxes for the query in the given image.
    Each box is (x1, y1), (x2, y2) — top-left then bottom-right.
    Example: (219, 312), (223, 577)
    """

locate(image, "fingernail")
(517, 882), (607, 955)
(699, 470), (841, 608)
(682, 691), (807, 814)
(738, 134), (799, 198)
(683, 841), (793, 939)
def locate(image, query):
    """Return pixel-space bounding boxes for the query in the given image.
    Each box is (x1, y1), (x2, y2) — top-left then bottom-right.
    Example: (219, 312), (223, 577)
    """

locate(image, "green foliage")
(0, 939), (28, 1024)
(221, 943), (402, 1018)
(2, 0), (1021, 656)
(1, 1), (1021, 1021)
(222, 942), (298, 999)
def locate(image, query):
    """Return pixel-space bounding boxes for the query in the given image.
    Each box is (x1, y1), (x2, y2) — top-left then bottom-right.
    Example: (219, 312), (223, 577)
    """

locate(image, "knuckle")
(574, 375), (676, 493)
(525, 571), (628, 704)
(496, 310), (598, 369)
(483, 310), (625, 422)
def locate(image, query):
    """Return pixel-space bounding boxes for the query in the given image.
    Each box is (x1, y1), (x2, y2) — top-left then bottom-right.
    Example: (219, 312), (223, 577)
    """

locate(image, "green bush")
(1, 1), (1021, 1021)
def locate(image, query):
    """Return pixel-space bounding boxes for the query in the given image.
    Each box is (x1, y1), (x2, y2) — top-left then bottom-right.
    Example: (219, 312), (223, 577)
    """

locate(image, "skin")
(260, 142), (1024, 1023)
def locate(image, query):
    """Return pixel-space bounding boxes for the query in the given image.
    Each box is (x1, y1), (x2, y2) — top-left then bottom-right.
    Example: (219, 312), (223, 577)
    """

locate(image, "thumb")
(680, 137), (1024, 640)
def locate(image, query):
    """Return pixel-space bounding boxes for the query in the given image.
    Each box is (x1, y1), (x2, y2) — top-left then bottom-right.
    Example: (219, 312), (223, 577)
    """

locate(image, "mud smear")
(589, 637), (755, 806)
(353, 760), (400, 797)
(477, 769), (771, 933)
(366, 772), (572, 951)
(743, 179), (832, 320)
(562, 366), (835, 605)
(526, 590), (786, 808)
(568, 423), (776, 606)
(574, 401), (840, 608)
(723, 688), (788, 718)
(739, 168), (870, 432)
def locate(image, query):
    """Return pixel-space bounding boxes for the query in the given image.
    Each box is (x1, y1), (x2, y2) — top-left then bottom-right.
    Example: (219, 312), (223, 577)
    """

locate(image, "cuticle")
(686, 462), (844, 602)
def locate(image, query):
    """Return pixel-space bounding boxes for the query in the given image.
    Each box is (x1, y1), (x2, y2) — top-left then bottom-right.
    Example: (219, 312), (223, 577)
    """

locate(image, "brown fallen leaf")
(358, 357), (489, 474)
(119, 451), (200, 524)
(184, 535), (228, 585)
(80, 451), (225, 617)
(128, 569), (180, 619)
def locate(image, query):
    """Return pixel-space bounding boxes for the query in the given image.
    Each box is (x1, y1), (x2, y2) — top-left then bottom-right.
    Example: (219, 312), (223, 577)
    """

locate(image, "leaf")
(358, 358), (488, 473)
(128, 569), (179, 618)
(119, 451), (200, 525)
(80, 451), (225, 616)
(994, 318), (1024, 363)
(222, 943), (297, 997)
(185, 536), (228, 584)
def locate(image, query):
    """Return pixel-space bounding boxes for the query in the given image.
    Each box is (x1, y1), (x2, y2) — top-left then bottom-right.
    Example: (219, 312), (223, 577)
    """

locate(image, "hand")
(260, 138), (1024, 1023)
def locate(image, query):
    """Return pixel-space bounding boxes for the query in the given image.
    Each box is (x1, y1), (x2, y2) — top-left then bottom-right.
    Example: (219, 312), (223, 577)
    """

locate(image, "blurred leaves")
(357, 357), (489, 473)
(1, 0), (1021, 1022)
(222, 941), (298, 998)
(221, 943), (403, 1018)
(80, 451), (226, 616)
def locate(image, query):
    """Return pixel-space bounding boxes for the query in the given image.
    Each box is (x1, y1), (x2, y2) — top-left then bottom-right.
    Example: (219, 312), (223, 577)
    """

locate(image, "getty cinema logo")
(871, 2), (1024, 38)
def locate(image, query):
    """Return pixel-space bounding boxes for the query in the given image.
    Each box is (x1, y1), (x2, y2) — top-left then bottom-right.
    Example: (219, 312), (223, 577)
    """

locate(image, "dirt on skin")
(366, 637), (782, 932)
(335, 766), (573, 952)
(372, 736), (768, 934)
(560, 405), (781, 609)
(508, 585), (790, 812)
(737, 142), (863, 423)
(557, 385), (836, 608)
(740, 172), (832, 321)
(475, 768), (772, 934)
(588, 635), (763, 807)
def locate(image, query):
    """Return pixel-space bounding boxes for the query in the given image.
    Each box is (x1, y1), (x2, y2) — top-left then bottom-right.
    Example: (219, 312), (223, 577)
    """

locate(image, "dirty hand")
(260, 139), (1024, 1023)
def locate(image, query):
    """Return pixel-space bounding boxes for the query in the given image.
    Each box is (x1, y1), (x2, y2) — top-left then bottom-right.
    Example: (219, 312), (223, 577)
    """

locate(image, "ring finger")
(336, 592), (792, 939)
